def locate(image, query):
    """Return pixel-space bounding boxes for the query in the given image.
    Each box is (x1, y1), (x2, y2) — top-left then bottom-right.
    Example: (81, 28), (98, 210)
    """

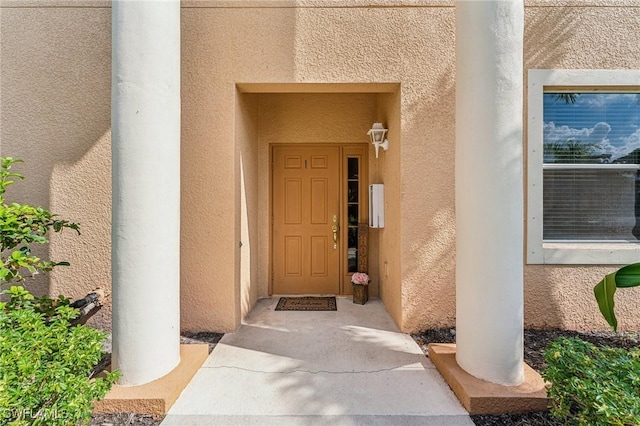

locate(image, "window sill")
(530, 242), (640, 265)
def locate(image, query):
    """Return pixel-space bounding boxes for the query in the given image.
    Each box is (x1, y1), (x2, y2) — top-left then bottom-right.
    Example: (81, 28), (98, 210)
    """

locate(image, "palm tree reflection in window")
(544, 92), (640, 240)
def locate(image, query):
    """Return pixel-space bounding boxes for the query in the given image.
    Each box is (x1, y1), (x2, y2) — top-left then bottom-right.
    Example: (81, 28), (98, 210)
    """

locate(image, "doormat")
(275, 296), (337, 311)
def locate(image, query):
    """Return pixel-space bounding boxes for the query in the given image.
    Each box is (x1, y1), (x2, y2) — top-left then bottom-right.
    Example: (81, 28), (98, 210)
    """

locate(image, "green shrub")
(542, 337), (640, 425)
(0, 286), (118, 426)
(0, 157), (79, 285)
(0, 157), (117, 425)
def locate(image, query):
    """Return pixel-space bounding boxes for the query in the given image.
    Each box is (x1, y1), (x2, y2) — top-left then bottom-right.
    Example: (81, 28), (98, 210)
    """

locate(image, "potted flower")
(351, 272), (369, 305)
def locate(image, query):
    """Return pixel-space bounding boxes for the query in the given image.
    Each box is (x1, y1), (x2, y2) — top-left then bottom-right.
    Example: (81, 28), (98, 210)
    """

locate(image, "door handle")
(332, 222), (339, 249)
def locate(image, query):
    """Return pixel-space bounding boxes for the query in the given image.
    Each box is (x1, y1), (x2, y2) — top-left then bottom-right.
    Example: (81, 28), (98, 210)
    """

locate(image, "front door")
(272, 146), (341, 294)
(272, 144), (369, 295)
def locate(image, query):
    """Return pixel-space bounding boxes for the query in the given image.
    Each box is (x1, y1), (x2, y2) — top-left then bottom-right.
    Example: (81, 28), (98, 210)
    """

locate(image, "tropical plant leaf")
(594, 262), (640, 331)
(594, 272), (618, 332)
(613, 262), (640, 288)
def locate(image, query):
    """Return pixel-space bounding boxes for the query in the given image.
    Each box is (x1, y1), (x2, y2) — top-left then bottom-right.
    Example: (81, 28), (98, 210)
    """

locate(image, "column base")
(93, 344), (209, 418)
(428, 343), (548, 415)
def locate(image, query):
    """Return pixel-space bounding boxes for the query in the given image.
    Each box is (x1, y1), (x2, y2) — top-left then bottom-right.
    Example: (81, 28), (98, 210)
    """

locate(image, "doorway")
(271, 144), (368, 295)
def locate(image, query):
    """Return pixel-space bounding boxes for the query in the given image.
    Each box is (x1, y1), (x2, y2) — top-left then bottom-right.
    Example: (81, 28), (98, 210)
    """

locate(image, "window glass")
(347, 158), (359, 272)
(543, 168), (639, 240)
(543, 93), (640, 241)
(348, 227), (358, 273)
(543, 93), (640, 164)
(348, 181), (359, 203)
(348, 158), (359, 179)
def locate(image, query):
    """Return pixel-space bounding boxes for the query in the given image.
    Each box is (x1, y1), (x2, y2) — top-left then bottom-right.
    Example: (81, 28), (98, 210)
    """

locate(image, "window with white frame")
(528, 70), (640, 264)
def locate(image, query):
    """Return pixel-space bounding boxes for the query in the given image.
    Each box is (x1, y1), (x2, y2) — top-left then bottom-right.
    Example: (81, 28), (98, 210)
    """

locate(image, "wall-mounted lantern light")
(367, 122), (389, 158)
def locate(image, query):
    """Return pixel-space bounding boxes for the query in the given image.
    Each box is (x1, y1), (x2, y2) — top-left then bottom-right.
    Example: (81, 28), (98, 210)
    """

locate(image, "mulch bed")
(91, 329), (639, 425)
(412, 328), (640, 426)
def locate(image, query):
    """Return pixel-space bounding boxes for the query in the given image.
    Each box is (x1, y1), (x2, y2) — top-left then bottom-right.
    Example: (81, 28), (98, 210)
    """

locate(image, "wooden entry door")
(272, 146), (340, 294)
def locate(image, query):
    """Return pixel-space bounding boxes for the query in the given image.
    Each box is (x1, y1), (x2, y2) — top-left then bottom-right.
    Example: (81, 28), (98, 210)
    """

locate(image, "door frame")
(269, 143), (369, 295)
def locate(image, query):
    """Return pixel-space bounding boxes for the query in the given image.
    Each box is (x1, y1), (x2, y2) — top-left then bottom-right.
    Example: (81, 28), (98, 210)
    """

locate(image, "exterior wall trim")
(237, 82), (398, 93)
(5, 0), (639, 9)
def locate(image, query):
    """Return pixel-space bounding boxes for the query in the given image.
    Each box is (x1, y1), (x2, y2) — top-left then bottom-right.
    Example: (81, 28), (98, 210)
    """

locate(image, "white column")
(111, 0), (181, 386)
(455, 0), (524, 386)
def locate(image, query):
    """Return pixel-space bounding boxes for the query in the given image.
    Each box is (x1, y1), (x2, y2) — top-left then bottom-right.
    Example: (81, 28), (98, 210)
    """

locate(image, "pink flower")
(351, 272), (369, 285)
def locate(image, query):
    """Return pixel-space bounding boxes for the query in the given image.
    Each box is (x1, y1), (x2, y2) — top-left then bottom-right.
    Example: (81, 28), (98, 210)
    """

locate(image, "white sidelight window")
(528, 70), (640, 264)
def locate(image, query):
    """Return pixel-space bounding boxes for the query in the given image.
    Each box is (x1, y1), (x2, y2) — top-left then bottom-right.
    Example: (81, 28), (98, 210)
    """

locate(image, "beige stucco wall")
(522, 4), (640, 332)
(179, 4), (455, 332)
(2, 0), (640, 333)
(0, 3), (112, 328)
(374, 91), (404, 328)
(235, 93), (259, 320)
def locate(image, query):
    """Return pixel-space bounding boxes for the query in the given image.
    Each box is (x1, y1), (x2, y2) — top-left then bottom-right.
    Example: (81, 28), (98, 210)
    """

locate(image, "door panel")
(310, 178), (328, 224)
(273, 146), (340, 294)
(310, 236), (328, 276)
(284, 236), (302, 276)
(284, 179), (302, 224)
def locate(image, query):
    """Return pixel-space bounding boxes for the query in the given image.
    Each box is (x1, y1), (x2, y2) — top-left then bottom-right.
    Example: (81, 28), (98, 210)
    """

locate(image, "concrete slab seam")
(202, 365), (426, 374)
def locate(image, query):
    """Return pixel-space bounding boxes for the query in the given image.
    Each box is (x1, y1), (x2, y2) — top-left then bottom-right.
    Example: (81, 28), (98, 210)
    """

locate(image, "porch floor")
(161, 297), (472, 425)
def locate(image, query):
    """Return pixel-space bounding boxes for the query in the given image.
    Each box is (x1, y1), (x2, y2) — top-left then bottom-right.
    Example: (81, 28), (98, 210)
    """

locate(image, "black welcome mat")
(275, 296), (337, 311)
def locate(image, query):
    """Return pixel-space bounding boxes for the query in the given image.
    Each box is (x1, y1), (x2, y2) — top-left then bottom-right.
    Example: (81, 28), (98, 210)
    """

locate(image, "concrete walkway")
(161, 298), (473, 425)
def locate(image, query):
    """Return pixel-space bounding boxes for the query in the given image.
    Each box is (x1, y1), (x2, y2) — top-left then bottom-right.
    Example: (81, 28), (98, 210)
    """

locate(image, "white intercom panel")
(369, 184), (385, 228)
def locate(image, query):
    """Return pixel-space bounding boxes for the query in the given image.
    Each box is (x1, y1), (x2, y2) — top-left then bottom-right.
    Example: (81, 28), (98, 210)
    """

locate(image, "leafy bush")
(542, 337), (640, 425)
(0, 157), (117, 425)
(0, 286), (118, 425)
(0, 157), (79, 285)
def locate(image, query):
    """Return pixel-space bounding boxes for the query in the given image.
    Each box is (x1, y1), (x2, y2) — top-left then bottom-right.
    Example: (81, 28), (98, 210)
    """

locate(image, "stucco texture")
(0, 5), (112, 328)
(523, 4), (640, 331)
(2, 1), (639, 333)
